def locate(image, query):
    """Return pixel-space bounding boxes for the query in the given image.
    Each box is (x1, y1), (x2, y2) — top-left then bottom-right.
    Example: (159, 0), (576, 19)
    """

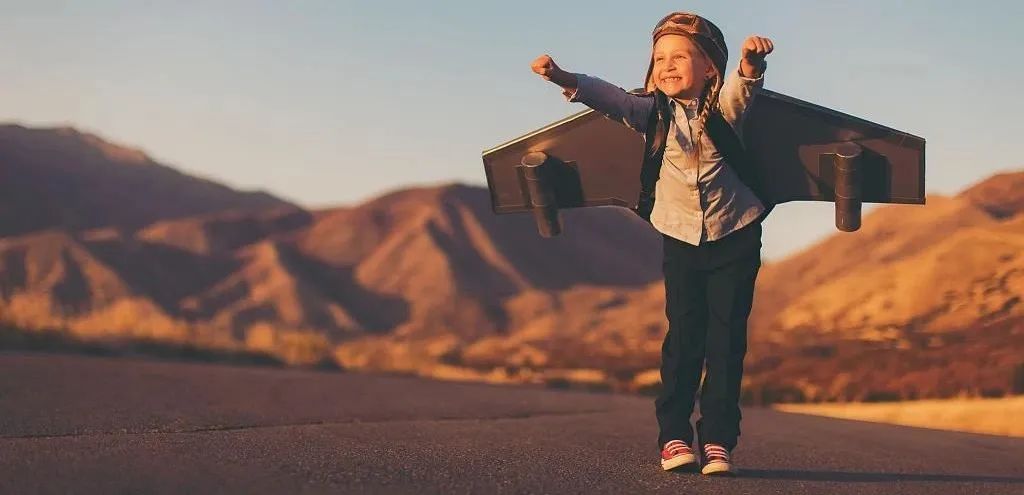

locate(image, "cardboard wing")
(481, 87), (925, 236)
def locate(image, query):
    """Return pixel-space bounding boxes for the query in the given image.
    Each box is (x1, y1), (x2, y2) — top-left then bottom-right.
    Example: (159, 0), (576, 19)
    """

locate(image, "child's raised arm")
(739, 36), (772, 80)
(718, 36), (773, 136)
(530, 54), (654, 134)
(530, 54), (578, 95)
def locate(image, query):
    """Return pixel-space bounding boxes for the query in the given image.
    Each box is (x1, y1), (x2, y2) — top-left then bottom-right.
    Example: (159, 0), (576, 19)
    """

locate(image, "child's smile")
(658, 74), (688, 95)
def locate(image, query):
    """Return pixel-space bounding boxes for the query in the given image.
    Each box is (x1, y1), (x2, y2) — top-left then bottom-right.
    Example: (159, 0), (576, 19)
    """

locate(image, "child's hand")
(531, 54), (577, 91)
(531, 54), (562, 81)
(741, 36), (774, 63)
(740, 36), (773, 78)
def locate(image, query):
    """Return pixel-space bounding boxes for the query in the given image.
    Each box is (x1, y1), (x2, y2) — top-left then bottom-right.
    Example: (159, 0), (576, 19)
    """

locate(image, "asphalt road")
(1, 351), (1022, 494)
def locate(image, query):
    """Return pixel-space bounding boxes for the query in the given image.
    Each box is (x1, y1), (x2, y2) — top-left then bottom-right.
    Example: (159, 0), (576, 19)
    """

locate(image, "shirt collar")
(670, 97), (699, 119)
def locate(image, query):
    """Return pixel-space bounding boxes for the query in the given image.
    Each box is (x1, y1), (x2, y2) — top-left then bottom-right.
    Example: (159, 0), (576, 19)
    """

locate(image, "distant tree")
(757, 384), (806, 405)
(980, 387), (1005, 398)
(862, 390), (901, 402)
(438, 347), (463, 366)
(1013, 362), (1024, 395)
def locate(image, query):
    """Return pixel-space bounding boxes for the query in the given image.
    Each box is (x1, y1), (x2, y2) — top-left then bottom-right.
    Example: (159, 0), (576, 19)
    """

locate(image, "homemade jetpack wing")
(481, 87), (925, 237)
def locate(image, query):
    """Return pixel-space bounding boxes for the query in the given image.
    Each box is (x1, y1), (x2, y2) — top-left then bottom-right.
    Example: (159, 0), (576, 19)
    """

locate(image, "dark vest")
(634, 90), (775, 225)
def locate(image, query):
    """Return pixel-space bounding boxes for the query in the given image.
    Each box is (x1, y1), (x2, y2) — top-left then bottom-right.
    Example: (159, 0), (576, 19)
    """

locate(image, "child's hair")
(691, 61), (723, 159)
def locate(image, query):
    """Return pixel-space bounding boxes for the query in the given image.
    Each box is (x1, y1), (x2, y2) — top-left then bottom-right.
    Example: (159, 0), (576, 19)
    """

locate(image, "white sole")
(661, 453), (697, 471)
(701, 461), (736, 476)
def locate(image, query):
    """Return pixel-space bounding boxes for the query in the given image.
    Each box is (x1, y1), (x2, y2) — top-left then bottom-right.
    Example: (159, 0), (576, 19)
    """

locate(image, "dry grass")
(773, 396), (1024, 437)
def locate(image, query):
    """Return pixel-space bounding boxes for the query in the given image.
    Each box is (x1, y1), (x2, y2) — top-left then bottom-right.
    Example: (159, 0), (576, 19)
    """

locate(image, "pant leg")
(655, 234), (710, 449)
(696, 232), (761, 451)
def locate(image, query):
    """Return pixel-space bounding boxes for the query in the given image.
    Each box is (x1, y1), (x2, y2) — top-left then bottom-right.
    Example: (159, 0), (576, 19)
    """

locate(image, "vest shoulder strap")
(705, 112), (776, 218)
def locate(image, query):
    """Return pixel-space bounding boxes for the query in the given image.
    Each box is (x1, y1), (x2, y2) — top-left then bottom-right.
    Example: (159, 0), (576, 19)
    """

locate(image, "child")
(530, 11), (774, 476)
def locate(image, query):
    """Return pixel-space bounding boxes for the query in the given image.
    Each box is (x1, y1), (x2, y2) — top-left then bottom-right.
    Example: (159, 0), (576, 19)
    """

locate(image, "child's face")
(651, 34), (716, 99)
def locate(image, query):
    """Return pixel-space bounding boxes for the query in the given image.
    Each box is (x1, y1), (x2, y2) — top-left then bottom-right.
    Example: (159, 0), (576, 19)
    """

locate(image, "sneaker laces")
(663, 440), (692, 455)
(703, 444), (730, 462)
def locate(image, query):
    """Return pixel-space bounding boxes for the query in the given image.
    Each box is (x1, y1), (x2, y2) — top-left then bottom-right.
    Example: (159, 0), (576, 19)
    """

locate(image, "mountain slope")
(0, 125), (294, 237)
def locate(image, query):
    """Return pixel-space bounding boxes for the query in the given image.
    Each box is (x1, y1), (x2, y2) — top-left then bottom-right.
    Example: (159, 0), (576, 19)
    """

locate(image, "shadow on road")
(739, 469), (1024, 484)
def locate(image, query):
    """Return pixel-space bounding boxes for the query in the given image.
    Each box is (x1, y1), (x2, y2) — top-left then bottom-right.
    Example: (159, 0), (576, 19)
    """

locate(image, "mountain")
(749, 194), (1010, 339)
(724, 174), (1024, 402)
(749, 171), (1024, 341)
(957, 171), (1024, 219)
(0, 125), (294, 237)
(0, 230), (185, 340)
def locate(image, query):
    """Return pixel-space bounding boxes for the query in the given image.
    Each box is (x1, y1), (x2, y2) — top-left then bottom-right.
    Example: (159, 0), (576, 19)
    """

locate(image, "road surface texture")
(1, 351), (1022, 494)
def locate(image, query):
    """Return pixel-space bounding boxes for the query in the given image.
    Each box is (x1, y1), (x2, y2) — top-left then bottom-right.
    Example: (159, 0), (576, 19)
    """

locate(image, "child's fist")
(741, 36), (774, 62)
(531, 54), (561, 81)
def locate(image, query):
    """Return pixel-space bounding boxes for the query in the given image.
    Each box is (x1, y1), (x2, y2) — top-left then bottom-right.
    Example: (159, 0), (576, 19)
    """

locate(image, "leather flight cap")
(644, 11), (728, 92)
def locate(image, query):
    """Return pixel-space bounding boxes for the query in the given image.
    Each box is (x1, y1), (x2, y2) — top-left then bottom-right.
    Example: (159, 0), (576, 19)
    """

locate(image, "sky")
(1, 0), (1021, 261)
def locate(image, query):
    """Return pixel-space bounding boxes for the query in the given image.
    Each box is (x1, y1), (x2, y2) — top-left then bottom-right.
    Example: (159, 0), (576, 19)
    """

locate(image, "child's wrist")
(552, 69), (577, 90)
(739, 58), (766, 77)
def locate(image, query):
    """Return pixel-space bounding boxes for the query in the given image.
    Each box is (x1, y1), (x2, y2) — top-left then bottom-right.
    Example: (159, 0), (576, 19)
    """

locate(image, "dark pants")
(655, 219), (762, 452)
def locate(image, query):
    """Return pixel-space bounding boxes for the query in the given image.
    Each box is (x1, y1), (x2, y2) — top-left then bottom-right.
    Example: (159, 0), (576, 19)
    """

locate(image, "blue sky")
(1, 0), (1021, 261)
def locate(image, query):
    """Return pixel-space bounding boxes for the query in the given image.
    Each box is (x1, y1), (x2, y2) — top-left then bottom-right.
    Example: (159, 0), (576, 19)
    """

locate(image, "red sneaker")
(700, 443), (736, 475)
(660, 440), (697, 471)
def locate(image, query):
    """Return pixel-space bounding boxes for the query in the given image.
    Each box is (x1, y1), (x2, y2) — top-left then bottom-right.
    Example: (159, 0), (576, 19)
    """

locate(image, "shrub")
(1013, 362), (1024, 395)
